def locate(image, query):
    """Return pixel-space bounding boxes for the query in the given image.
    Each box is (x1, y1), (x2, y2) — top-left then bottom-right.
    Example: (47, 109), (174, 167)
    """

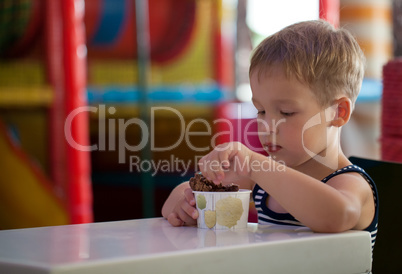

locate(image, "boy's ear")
(331, 97), (352, 127)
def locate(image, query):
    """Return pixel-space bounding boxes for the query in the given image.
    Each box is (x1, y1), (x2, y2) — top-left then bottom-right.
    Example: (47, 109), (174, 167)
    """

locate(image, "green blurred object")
(0, 0), (32, 57)
(135, 0), (154, 218)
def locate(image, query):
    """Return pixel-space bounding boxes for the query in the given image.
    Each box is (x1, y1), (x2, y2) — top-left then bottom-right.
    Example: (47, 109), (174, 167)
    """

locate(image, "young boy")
(161, 20), (378, 247)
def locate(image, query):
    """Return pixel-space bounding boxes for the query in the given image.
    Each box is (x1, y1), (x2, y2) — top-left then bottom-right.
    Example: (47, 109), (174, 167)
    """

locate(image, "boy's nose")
(258, 118), (280, 134)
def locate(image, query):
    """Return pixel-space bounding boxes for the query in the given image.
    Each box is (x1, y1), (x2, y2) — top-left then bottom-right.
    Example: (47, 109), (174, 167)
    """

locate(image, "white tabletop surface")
(0, 218), (372, 274)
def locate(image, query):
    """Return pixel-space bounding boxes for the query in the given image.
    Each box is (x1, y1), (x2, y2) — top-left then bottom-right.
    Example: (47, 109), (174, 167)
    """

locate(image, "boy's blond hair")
(249, 20), (365, 108)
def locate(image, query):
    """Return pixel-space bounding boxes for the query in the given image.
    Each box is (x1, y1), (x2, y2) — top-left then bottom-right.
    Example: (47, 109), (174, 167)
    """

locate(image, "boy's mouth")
(264, 143), (282, 153)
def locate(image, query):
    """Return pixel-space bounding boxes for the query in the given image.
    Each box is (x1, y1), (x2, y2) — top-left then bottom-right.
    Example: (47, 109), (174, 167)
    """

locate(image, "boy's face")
(250, 68), (336, 169)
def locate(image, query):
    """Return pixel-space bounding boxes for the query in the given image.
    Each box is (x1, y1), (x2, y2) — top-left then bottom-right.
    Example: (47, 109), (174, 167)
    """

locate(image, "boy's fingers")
(183, 202), (198, 219)
(180, 194), (198, 219)
(216, 150), (233, 182)
(199, 158), (220, 183)
(177, 207), (197, 224)
(167, 213), (184, 227)
(184, 188), (196, 205)
(198, 145), (236, 183)
(218, 148), (230, 167)
(198, 156), (211, 179)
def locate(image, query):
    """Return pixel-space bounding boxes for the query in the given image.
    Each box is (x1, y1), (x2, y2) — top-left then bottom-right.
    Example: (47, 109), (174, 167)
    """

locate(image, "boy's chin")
(276, 155), (313, 168)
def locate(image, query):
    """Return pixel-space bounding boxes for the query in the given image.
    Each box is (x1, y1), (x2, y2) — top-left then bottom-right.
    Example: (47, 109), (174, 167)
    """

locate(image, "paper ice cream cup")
(193, 190), (251, 230)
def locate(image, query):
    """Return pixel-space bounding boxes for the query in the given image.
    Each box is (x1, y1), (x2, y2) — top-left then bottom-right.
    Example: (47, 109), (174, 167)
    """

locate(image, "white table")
(0, 218), (372, 274)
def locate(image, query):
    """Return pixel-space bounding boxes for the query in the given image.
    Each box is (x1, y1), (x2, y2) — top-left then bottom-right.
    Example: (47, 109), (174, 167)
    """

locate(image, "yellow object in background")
(0, 120), (68, 229)
(340, 0), (393, 79)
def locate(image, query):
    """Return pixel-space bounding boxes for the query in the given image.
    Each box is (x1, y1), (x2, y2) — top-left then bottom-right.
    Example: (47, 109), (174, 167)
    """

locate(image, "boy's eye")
(280, 111), (295, 117)
(257, 110), (265, 115)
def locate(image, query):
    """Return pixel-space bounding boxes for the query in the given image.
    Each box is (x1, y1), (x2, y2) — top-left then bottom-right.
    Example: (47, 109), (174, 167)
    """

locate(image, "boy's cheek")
(301, 126), (328, 153)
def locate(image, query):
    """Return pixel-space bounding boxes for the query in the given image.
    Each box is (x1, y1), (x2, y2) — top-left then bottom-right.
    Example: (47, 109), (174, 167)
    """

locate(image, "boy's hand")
(198, 142), (254, 184)
(167, 187), (198, 226)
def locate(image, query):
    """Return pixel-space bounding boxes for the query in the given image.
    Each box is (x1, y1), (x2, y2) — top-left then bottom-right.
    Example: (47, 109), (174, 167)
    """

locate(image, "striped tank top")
(252, 165), (379, 250)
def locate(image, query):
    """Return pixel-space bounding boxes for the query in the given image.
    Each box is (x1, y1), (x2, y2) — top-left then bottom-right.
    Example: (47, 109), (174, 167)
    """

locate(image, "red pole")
(62, 0), (93, 224)
(212, 0), (235, 90)
(320, 0), (340, 28)
(46, 0), (92, 224)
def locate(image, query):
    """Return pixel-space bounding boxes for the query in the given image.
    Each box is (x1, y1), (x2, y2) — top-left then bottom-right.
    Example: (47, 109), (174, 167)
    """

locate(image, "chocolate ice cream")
(189, 173), (239, 192)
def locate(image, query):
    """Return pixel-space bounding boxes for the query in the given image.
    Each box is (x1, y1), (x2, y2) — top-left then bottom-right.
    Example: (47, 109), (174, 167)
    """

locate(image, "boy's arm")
(249, 153), (373, 233)
(199, 142), (374, 233)
(161, 181), (198, 226)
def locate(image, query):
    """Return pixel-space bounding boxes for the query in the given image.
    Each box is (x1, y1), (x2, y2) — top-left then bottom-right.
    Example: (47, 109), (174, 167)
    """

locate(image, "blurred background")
(0, 0), (399, 229)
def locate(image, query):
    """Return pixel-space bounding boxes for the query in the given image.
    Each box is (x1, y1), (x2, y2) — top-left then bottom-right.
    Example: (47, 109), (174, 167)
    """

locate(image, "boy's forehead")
(250, 69), (318, 105)
(252, 96), (299, 105)
(250, 64), (285, 79)
(249, 62), (311, 86)
(250, 66), (309, 89)
(250, 64), (309, 88)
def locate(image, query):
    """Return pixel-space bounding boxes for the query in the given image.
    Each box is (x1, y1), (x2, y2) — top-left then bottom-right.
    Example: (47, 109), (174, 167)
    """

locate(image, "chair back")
(349, 156), (402, 273)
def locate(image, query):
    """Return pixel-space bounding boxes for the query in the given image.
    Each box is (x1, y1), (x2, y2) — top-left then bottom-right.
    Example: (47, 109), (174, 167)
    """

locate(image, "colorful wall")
(0, 0), (236, 227)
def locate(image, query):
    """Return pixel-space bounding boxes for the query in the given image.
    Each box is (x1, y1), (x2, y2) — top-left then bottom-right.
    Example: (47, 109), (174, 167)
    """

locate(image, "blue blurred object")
(87, 83), (230, 104)
(90, 0), (126, 45)
(356, 78), (382, 103)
